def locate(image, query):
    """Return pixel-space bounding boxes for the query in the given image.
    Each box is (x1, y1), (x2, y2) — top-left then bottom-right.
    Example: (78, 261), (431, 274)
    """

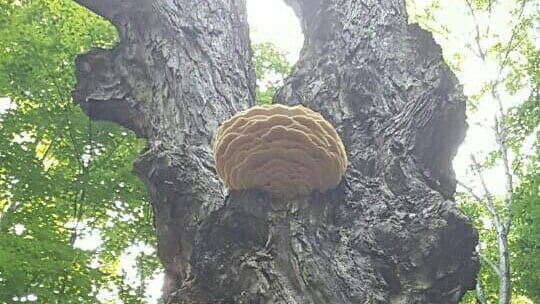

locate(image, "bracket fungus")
(213, 104), (347, 197)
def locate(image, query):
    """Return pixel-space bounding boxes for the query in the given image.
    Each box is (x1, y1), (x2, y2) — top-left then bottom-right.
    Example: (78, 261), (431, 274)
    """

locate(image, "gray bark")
(72, 0), (479, 303)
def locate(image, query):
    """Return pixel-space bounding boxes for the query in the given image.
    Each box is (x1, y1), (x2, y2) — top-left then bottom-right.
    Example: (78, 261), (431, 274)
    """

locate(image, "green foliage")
(0, 0), (159, 302)
(507, 46), (540, 152)
(408, 0), (539, 303)
(511, 150), (540, 302)
(252, 42), (291, 105)
(506, 46), (539, 302)
(458, 194), (504, 303)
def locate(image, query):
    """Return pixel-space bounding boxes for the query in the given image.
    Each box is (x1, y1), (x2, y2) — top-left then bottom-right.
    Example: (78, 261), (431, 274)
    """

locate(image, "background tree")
(408, 0), (539, 303)
(252, 42), (291, 105)
(0, 0), (160, 302)
(71, 0), (479, 303)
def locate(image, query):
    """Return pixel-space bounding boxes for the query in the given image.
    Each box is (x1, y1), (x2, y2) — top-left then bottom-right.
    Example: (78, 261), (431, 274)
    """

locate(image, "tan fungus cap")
(213, 104), (347, 197)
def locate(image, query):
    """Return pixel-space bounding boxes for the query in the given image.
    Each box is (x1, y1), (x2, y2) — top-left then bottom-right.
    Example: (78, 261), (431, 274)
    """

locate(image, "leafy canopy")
(0, 0), (159, 302)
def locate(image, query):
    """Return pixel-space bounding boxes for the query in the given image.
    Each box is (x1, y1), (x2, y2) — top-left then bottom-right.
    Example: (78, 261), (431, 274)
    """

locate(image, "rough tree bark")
(72, 0), (479, 303)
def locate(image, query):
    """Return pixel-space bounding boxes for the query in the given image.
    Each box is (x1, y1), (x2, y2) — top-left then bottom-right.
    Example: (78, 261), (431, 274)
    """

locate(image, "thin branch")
(476, 281), (488, 304)
(470, 155), (494, 200)
(465, 0), (486, 60)
(464, 0), (529, 85)
(137, 253), (146, 298)
(457, 179), (500, 225)
(464, 0), (520, 241)
(486, 0), (493, 39)
(494, 0), (529, 83)
(494, 115), (514, 233)
(467, 155), (504, 228)
(479, 252), (501, 277)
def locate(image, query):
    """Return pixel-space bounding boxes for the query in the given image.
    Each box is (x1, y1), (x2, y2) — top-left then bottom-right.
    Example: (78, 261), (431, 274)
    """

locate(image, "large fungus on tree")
(213, 104), (347, 197)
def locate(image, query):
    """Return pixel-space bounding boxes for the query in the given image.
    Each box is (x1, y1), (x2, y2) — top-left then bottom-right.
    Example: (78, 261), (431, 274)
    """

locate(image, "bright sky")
(1, 1), (534, 302)
(247, 0), (303, 63)
(0, 97), (12, 112)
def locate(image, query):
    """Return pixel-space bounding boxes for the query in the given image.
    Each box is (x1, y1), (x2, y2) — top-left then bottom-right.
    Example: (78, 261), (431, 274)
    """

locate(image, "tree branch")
(494, 105), (514, 234)
(475, 281), (488, 304)
(457, 179), (500, 226)
(469, 155), (504, 227)
(478, 252), (501, 277)
(464, 0), (486, 60)
(494, 0), (529, 83)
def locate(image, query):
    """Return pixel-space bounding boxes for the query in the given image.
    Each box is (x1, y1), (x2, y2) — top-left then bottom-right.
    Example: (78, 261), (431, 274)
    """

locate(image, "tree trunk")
(72, 0), (479, 303)
(497, 226), (511, 304)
